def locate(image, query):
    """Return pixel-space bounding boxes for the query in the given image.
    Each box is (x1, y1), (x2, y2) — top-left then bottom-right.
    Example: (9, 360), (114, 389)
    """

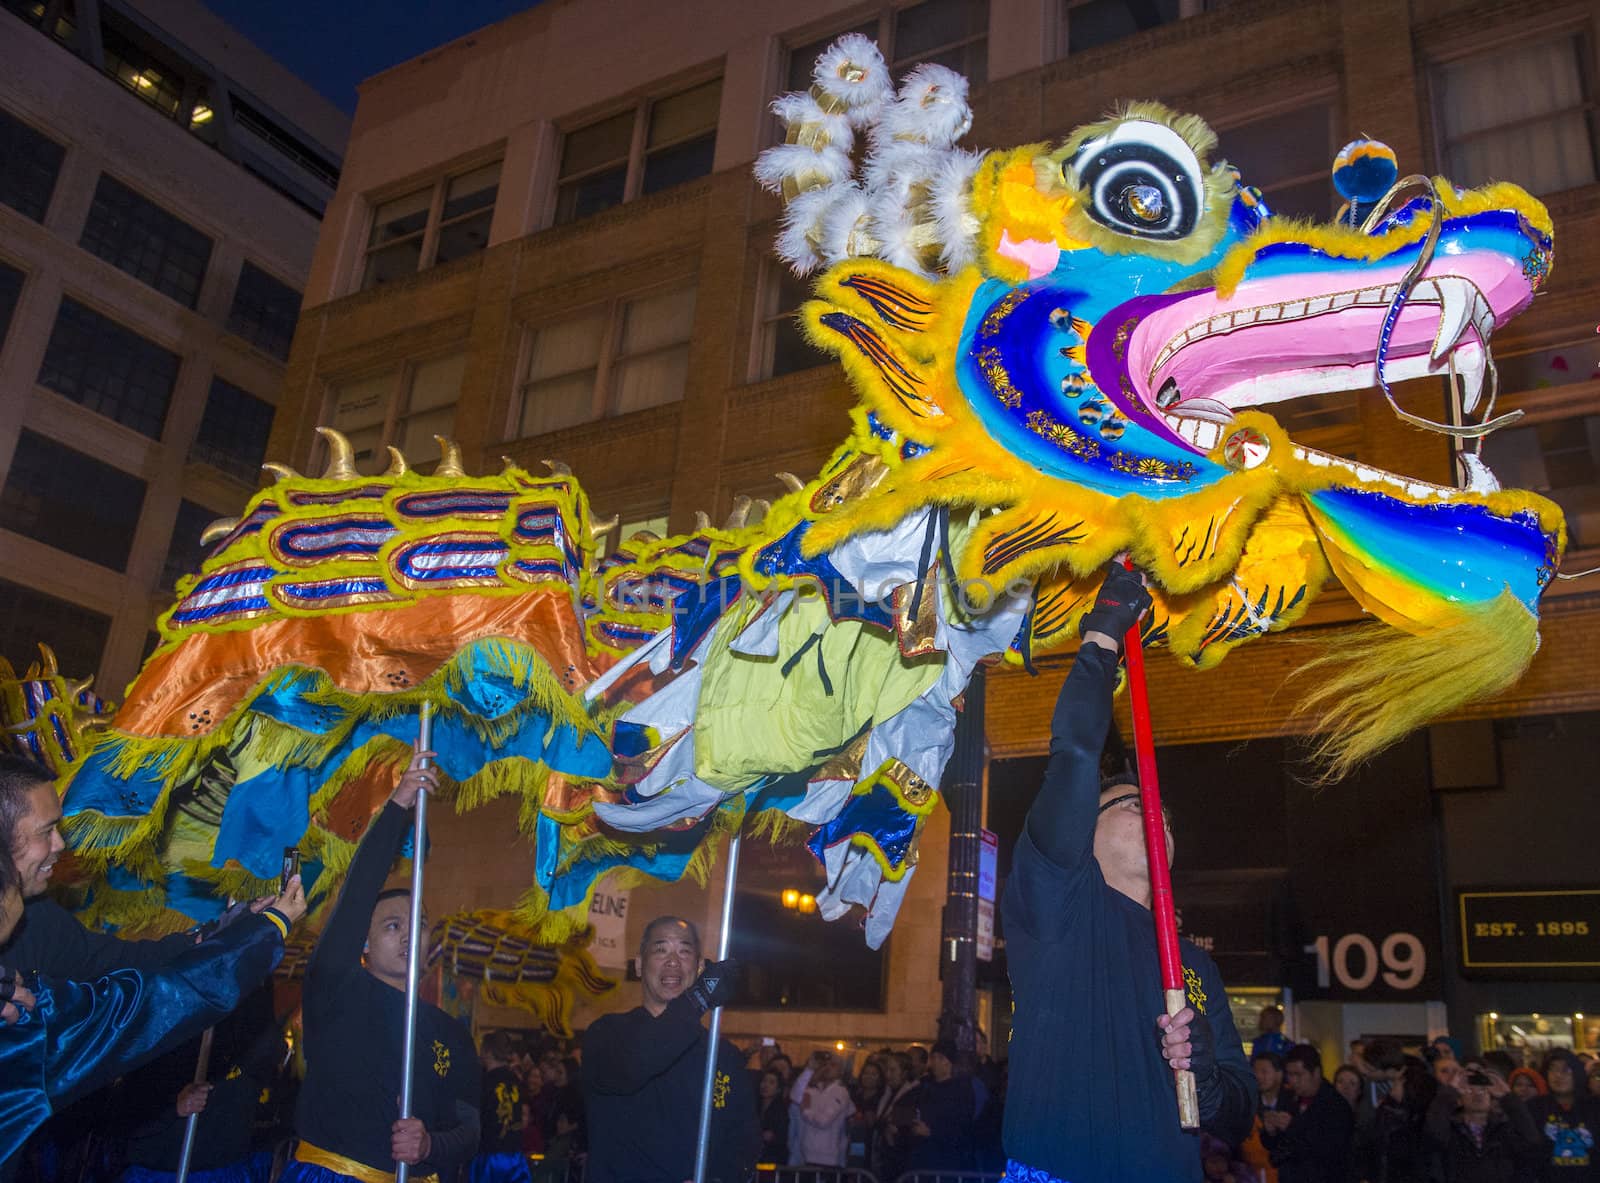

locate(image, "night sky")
(202, 0), (542, 113)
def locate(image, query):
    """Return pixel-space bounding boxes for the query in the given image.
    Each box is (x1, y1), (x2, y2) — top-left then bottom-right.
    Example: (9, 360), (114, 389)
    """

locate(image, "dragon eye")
(1065, 120), (1205, 240)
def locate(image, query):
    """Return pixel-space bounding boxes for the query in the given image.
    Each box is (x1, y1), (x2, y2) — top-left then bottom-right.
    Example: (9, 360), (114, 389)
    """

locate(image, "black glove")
(0, 966), (14, 1002)
(190, 899), (254, 943)
(1184, 1009), (1217, 1080)
(684, 958), (741, 1014)
(1079, 564), (1152, 644)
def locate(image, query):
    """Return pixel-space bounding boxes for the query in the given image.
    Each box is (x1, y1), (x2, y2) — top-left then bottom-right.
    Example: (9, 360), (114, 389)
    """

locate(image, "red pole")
(1121, 561), (1200, 1129)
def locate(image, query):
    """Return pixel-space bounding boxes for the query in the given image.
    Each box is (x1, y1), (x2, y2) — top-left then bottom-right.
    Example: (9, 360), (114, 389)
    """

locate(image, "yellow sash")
(293, 1141), (439, 1183)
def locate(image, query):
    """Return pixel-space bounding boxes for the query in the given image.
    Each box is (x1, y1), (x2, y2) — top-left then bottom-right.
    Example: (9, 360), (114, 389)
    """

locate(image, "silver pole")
(396, 701), (432, 1183)
(172, 1025), (215, 1183)
(692, 834), (741, 1183)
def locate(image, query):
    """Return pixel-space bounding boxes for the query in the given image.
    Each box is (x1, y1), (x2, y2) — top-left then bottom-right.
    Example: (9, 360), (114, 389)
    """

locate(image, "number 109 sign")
(1303, 932), (1428, 992)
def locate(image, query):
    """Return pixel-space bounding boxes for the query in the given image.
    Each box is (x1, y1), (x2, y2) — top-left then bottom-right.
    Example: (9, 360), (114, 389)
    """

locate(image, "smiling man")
(0, 753), (194, 978)
(582, 915), (757, 1183)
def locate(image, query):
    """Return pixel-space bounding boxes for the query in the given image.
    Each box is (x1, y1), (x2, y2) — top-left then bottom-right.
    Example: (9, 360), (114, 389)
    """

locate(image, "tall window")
(0, 106), (65, 222)
(1434, 32), (1600, 196)
(100, 7), (187, 119)
(786, 0), (989, 93)
(0, 430), (147, 571)
(0, 262), (22, 349)
(362, 161), (501, 289)
(0, 577), (111, 681)
(1216, 104), (1337, 220)
(328, 353), (465, 474)
(79, 174), (214, 308)
(227, 261), (302, 361)
(516, 286), (697, 437)
(37, 299), (180, 439)
(753, 264), (827, 381)
(554, 78), (721, 225)
(1480, 338), (1600, 550)
(191, 378), (275, 483)
(161, 499), (215, 588)
(1060, 0), (1196, 55)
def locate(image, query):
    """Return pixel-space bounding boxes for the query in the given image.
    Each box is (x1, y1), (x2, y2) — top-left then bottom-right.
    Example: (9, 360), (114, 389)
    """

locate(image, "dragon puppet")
(40, 36), (1562, 949)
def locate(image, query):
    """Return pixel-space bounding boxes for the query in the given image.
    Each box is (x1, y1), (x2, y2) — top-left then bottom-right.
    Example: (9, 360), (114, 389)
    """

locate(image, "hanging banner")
(977, 829), (998, 962)
(589, 878), (632, 970)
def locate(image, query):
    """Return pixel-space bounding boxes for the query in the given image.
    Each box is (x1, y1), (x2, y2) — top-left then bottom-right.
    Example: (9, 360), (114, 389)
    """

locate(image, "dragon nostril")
(1156, 379), (1181, 409)
(1126, 184), (1165, 223)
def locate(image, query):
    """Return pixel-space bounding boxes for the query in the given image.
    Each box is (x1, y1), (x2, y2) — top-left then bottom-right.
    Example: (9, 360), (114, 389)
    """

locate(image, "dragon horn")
(0, 655), (15, 680)
(434, 437), (466, 478)
(315, 427), (358, 480)
(200, 517), (239, 546)
(262, 461), (299, 483)
(693, 511), (711, 531)
(37, 644), (58, 678)
(725, 495), (753, 530)
(775, 472), (805, 494)
(383, 447), (409, 477)
(543, 459), (572, 477)
(589, 514), (620, 539)
(67, 676), (94, 700)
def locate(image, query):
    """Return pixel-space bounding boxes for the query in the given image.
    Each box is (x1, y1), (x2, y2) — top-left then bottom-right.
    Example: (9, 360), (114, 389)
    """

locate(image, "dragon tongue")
(1171, 397), (1236, 425)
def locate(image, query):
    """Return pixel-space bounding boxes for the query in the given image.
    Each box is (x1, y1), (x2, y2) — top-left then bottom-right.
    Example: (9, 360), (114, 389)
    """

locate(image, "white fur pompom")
(930, 149), (985, 273)
(770, 92), (854, 153)
(817, 185), (876, 265)
(868, 191), (932, 277)
(776, 187), (837, 275)
(882, 64), (972, 149)
(812, 33), (893, 127)
(753, 141), (852, 197)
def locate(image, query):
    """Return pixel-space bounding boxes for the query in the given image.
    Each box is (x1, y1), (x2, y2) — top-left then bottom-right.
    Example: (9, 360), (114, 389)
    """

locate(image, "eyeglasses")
(1097, 791), (1172, 827)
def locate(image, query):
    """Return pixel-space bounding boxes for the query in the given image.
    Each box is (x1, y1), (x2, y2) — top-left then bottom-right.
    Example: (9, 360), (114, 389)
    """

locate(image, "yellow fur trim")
(1213, 180), (1554, 298)
(1293, 592), (1538, 782)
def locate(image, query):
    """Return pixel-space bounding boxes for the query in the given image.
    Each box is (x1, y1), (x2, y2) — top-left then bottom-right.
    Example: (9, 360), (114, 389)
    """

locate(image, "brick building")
(0, 0), (348, 691)
(271, 0), (1600, 1053)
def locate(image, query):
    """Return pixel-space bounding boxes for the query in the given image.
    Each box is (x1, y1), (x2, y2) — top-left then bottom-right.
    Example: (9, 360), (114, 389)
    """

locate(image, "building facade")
(274, 0), (1600, 1053)
(0, 0), (348, 694)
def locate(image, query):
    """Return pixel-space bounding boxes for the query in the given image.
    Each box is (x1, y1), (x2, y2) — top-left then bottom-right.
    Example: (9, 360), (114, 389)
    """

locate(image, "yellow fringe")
(1292, 592), (1538, 782)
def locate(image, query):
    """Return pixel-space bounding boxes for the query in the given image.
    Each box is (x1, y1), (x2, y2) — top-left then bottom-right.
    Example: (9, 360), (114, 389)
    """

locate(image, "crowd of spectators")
(1213, 1006), (1600, 1183)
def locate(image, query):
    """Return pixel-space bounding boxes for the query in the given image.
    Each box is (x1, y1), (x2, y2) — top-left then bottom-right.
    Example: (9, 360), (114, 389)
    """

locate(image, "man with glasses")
(1001, 565), (1255, 1183)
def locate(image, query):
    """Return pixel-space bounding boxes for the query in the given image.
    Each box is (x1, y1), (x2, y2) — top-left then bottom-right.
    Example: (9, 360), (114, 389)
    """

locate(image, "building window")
(786, 1), (989, 91)
(226, 261), (302, 361)
(1434, 32), (1600, 196)
(554, 78), (721, 225)
(754, 264), (827, 381)
(0, 106), (65, 222)
(0, 577), (111, 682)
(0, 430), (147, 571)
(1061, 0), (1183, 55)
(328, 352), (465, 474)
(191, 377), (275, 483)
(37, 298), (180, 439)
(0, 262), (22, 349)
(1482, 413), (1600, 549)
(1216, 104), (1337, 220)
(99, 7), (187, 120)
(161, 499), (214, 588)
(516, 285), (697, 438)
(79, 174), (214, 308)
(362, 161), (501, 289)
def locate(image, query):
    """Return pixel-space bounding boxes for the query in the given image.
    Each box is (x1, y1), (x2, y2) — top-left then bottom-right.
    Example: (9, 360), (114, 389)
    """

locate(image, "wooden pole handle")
(1167, 987), (1201, 1130)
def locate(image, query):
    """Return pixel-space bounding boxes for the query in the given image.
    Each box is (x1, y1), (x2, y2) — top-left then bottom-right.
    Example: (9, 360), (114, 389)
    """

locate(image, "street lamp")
(782, 888), (800, 910)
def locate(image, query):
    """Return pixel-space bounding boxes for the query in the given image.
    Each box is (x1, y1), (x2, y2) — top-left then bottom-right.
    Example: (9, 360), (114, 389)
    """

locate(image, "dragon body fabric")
(52, 37), (1563, 948)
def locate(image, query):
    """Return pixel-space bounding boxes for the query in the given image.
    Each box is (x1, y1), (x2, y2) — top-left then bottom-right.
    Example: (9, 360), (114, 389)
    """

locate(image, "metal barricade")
(756, 1165), (881, 1183)
(895, 1170), (1005, 1183)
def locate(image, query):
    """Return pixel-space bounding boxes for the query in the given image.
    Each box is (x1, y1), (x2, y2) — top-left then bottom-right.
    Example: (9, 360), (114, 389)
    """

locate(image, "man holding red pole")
(1002, 565), (1255, 1183)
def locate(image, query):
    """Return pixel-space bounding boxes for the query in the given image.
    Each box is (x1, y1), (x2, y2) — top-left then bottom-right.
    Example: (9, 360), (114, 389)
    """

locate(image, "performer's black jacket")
(115, 984), (282, 1171)
(479, 1066), (525, 1155)
(582, 996), (757, 1183)
(295, 800), (480, 1177)
(1002, 641), (1255, 1182)
(1, 896), (192, 977)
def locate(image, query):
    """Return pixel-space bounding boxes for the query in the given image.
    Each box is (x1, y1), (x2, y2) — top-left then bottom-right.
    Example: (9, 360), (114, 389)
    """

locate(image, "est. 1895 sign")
(1458, 887), (1600, 978)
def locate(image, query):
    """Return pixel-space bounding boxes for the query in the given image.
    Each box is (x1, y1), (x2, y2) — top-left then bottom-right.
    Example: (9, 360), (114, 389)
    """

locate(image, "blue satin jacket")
(0, 910), (285, 1170)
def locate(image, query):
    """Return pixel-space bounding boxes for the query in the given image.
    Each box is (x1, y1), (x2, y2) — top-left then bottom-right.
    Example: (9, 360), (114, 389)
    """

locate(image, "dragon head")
(759, 37), (1564, 774)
